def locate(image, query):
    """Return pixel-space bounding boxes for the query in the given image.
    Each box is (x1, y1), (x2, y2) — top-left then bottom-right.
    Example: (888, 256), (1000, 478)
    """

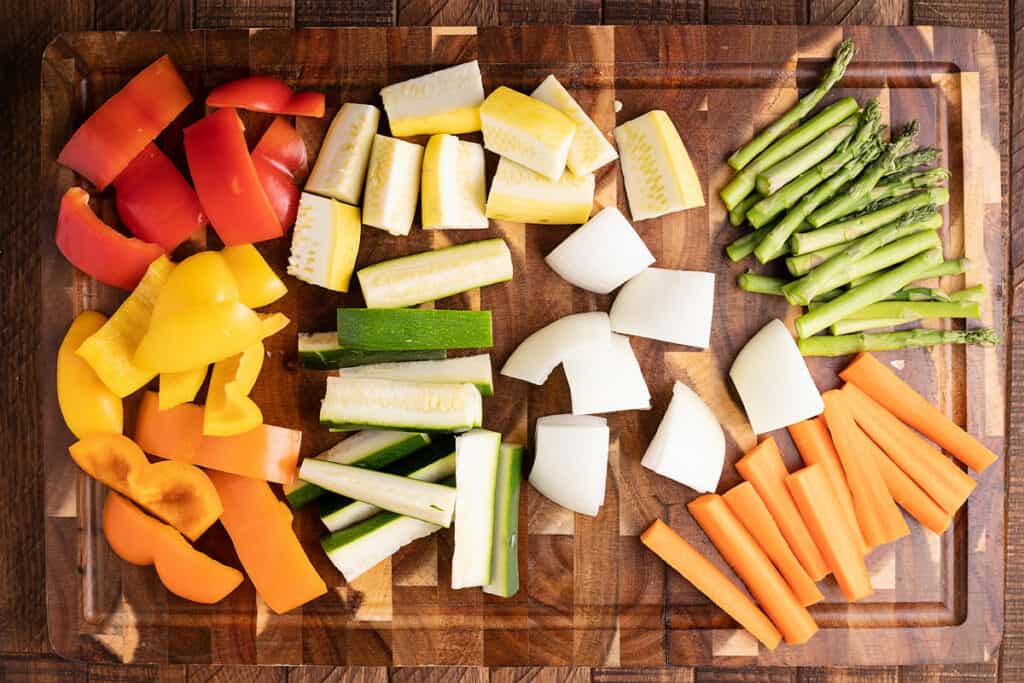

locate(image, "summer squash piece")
(380, 61), (484, 137)
(451, 429), (502, 588)
(484, 444), (524, 598)
(337, 308), (492, 351)
(207, 76), (326, 117)
(479, 85), (577, 181)
(305, 103), (380, 205)
(297, 332), (446, 370)
(57, 311), (123, 438)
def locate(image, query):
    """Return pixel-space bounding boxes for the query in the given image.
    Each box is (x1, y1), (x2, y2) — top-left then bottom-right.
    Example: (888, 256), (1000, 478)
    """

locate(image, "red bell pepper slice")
(113, 143), (206, 252)
(252, 117), (308, 230)
(207, 76), (325, 118)
(184, 108), (283, 246)
(56, 187), (164, 290)
(57, 55), (193, 191)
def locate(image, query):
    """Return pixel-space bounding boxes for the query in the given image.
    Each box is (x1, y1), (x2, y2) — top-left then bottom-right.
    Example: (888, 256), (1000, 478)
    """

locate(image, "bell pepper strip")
(68, 433), (222, 541)
(135, 300), (265, 374)
(134, 391), (300, 484)
(253, 117), (308, 230)
(103, 492), (243, 604)
(159, 366), (209, 411)
(76, 256), (175, 397)
(203, 341), (265, 436)
(56, 187), (164, 290)
(184, 108), (283, 246)
(113, 143), (206, 252)
(57, 311), (123, 438)
(209, 469), (327, 614)
(57, 55), (193, 190)
(150, 251), (240, 323)
(259, 312), (291, 338)
(207, 76), (326, 118)
(221, 245), (287, 308)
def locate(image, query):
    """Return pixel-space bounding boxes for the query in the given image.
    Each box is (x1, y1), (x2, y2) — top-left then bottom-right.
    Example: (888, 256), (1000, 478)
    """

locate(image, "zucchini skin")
(336, 308), (493, 350)
(299, 347), (446, 370)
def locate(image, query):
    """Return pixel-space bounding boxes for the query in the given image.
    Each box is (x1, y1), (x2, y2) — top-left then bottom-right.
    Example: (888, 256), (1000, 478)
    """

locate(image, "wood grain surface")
(0, 0), (1019, 682)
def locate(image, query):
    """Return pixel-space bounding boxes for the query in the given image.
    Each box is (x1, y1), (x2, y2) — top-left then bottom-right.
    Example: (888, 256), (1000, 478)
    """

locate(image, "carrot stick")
(723, 482), (824, 607)
(735, 437), (830, 581)
(788, 417), (869, 556)
(688, 494), (819, 645)
(866, 437), (951, 534)
(785, 465), (874, 601)
(839, 352), (997, 472)
(822, 390), (910, 546)
(641, 518), (782, 650)
(841, 382), (976, 515)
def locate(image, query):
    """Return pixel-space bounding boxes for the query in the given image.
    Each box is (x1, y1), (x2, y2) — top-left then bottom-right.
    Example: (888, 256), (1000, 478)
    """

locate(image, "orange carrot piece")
(788, 417), (869, 556)
(735, 437), (830, 581)
(822, 390), (910, 546)
(688, 494), (818, 645)
(641, 518), (782, 650)
(839, 352), (997, 472)
(866, 439), (951, 534)
(208, 470), (326, 614)
(785, 465), (874, 601)
(722, 482), (824, 607)
(841, 382), (976, 515)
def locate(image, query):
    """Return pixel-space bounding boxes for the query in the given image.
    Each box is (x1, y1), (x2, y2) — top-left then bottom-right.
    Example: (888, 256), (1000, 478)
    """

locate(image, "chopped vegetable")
(151, 251), (240, 323)
(609, 268), (715, 348)
(530, 74), (618, 176)
(730, 192), (764, 227)
(614, 110), (704, 220)
(357, 238), (513, 309)
(501, 311), (610, 385)
(305, 103), (380, 205)
(866, 433), (951, 535)
(103, 492), (242, 604)
(452, 429), (502, 589)
(421, 135), (488, 230)
(319, 376), (482, 432)
(203, 341), (264, 436)
(206, 76), (325, 117)
(836, 299), (979, 324)
(337, 308), (492, 351)
(484, 443), (524, 598)
(158, 367), (208, 411)
(252, 116), (308, 229)
(641, 519), (782, 650)
(297, 332), (446, 370)
(729, 319), (824, 433)
(68, 433), (221, 541)
(339, 354), (493, 396)
(208, 470), (327, 614)
(839, 352), (998, 472)
(799, 327), (1000, 356)
(58, 55), (192, 190)
(563, 333), (650, 414)
(755, 113), (859, 196)
(480, 85), (577, 180)
(485, 157), (595, 225)
(641, 381), (724, 493)
(286, 192), (361, 292)
(529, 414), (609, 517)
(544, 207), (654, 294)
(362, 134), (424, 236)
(57, 312), (123, 438)
(220, 244), (288, 309)
(380, 61), (484, 137)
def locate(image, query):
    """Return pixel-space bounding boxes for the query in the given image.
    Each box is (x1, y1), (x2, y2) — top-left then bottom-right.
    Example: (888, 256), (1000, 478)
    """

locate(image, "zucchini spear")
(798, 327), (999, 357)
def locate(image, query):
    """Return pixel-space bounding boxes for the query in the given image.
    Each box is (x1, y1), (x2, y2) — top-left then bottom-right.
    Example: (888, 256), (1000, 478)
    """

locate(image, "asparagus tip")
(969, 327), (1001, 346)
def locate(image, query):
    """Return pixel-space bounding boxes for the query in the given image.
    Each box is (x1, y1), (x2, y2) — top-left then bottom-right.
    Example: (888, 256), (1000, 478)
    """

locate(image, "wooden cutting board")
(40, 25), (1005, 667)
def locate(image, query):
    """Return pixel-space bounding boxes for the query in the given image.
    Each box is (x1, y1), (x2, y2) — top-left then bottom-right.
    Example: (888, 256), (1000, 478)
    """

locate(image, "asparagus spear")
(829, 318), (909, 335)
(808, 121), (921, 227)
(838, 167), (950, 218)
(786, 242), (849, 276)
(729, 192), (764, 226)
(839, 299), (979, 321)
(784, 208), (941, 305)
(737, 272), (843, 301)
(755, 113), (860, 195)
(747, 100), (881, 228)
(789, 186), (949, 255)
(795, 247), (944, 338)
(847, 257), (974, 288)
(728, 39), (856, 171)
(727, 226), (770, 262)
(887, 287), (950, 302)
(950, 284), (987, 302)
(721, 97), (861, 210)
(798, 327), (1000, 357)
(754, 140), (883, 263)
(884, 147), (941, 177)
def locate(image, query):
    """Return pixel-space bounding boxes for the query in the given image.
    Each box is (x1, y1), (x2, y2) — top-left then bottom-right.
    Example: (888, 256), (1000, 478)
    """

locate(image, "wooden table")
(1, 1), (1020, 681)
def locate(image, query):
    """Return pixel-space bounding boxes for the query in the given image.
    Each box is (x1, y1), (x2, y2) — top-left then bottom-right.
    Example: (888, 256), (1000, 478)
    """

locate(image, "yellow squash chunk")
(480, 86), (577, 181)
(287, 192), (361, 292)
(221, 244), (287, 309)
(380, 61), (485, 137)
(362, 135), (424, 236)
(57, 311), (124, 438)
(76, 256), (174, 398)
(305, 103), (381, 205)
(531, 74), (618, 177)
(613, 109), (705, 222)
(421, 134), (488, 230)
(159, 366), (209, 411)
(485, 157), (594, 225)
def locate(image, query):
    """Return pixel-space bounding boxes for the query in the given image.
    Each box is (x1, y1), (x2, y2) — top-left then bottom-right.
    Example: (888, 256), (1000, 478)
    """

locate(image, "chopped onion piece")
(500, 311), (611, 385)
(544, 207), (655, 294)
(529, 414), (609, 516)
(563, 333), (650, 415)
(641, 381), (724, 493)
(729, 319), (824, 434)
(610, 268), (715, 348)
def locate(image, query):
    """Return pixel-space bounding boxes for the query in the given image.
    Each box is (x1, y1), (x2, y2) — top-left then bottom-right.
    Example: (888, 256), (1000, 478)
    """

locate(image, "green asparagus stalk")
(737, 272), (844, 301)
(755, 113), (860, 195)
(829, 318), (908, 335)
(884, 147), (941, 177)
(798, 327), (1000, 357)
(754, 140), (883, 263)
(808, 121), (921, 227)
(728, 39), (856, 171)
(721, 97), (861, 210)
(887, 287), (950, 302)
(837, 167), (950, 218)
(847, 257), (974, 289)
(727, 226), (770, 262)
(786, 242), (850, 276)
(789, 186), (949, 255)
(729, 192), (764, 227)
(949, 284), (986, 302)
(839, 299), (980, 321)
(784, 208), (941, 305)
(795, 248), (944, 338)
(747, 100), (881, 228)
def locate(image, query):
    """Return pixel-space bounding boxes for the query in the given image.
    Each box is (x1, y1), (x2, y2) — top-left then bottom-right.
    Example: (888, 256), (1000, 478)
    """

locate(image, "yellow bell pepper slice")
(203, 341), (265, 436)
(159, 366), (209, 410)
(221, 245), (287, 308)
(57, 311), (124, 438)
(151, 251), (240, 323)
(135, 301), (265, 374)
(76, 256), (174, 397)
(258, 312), (291, 339)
